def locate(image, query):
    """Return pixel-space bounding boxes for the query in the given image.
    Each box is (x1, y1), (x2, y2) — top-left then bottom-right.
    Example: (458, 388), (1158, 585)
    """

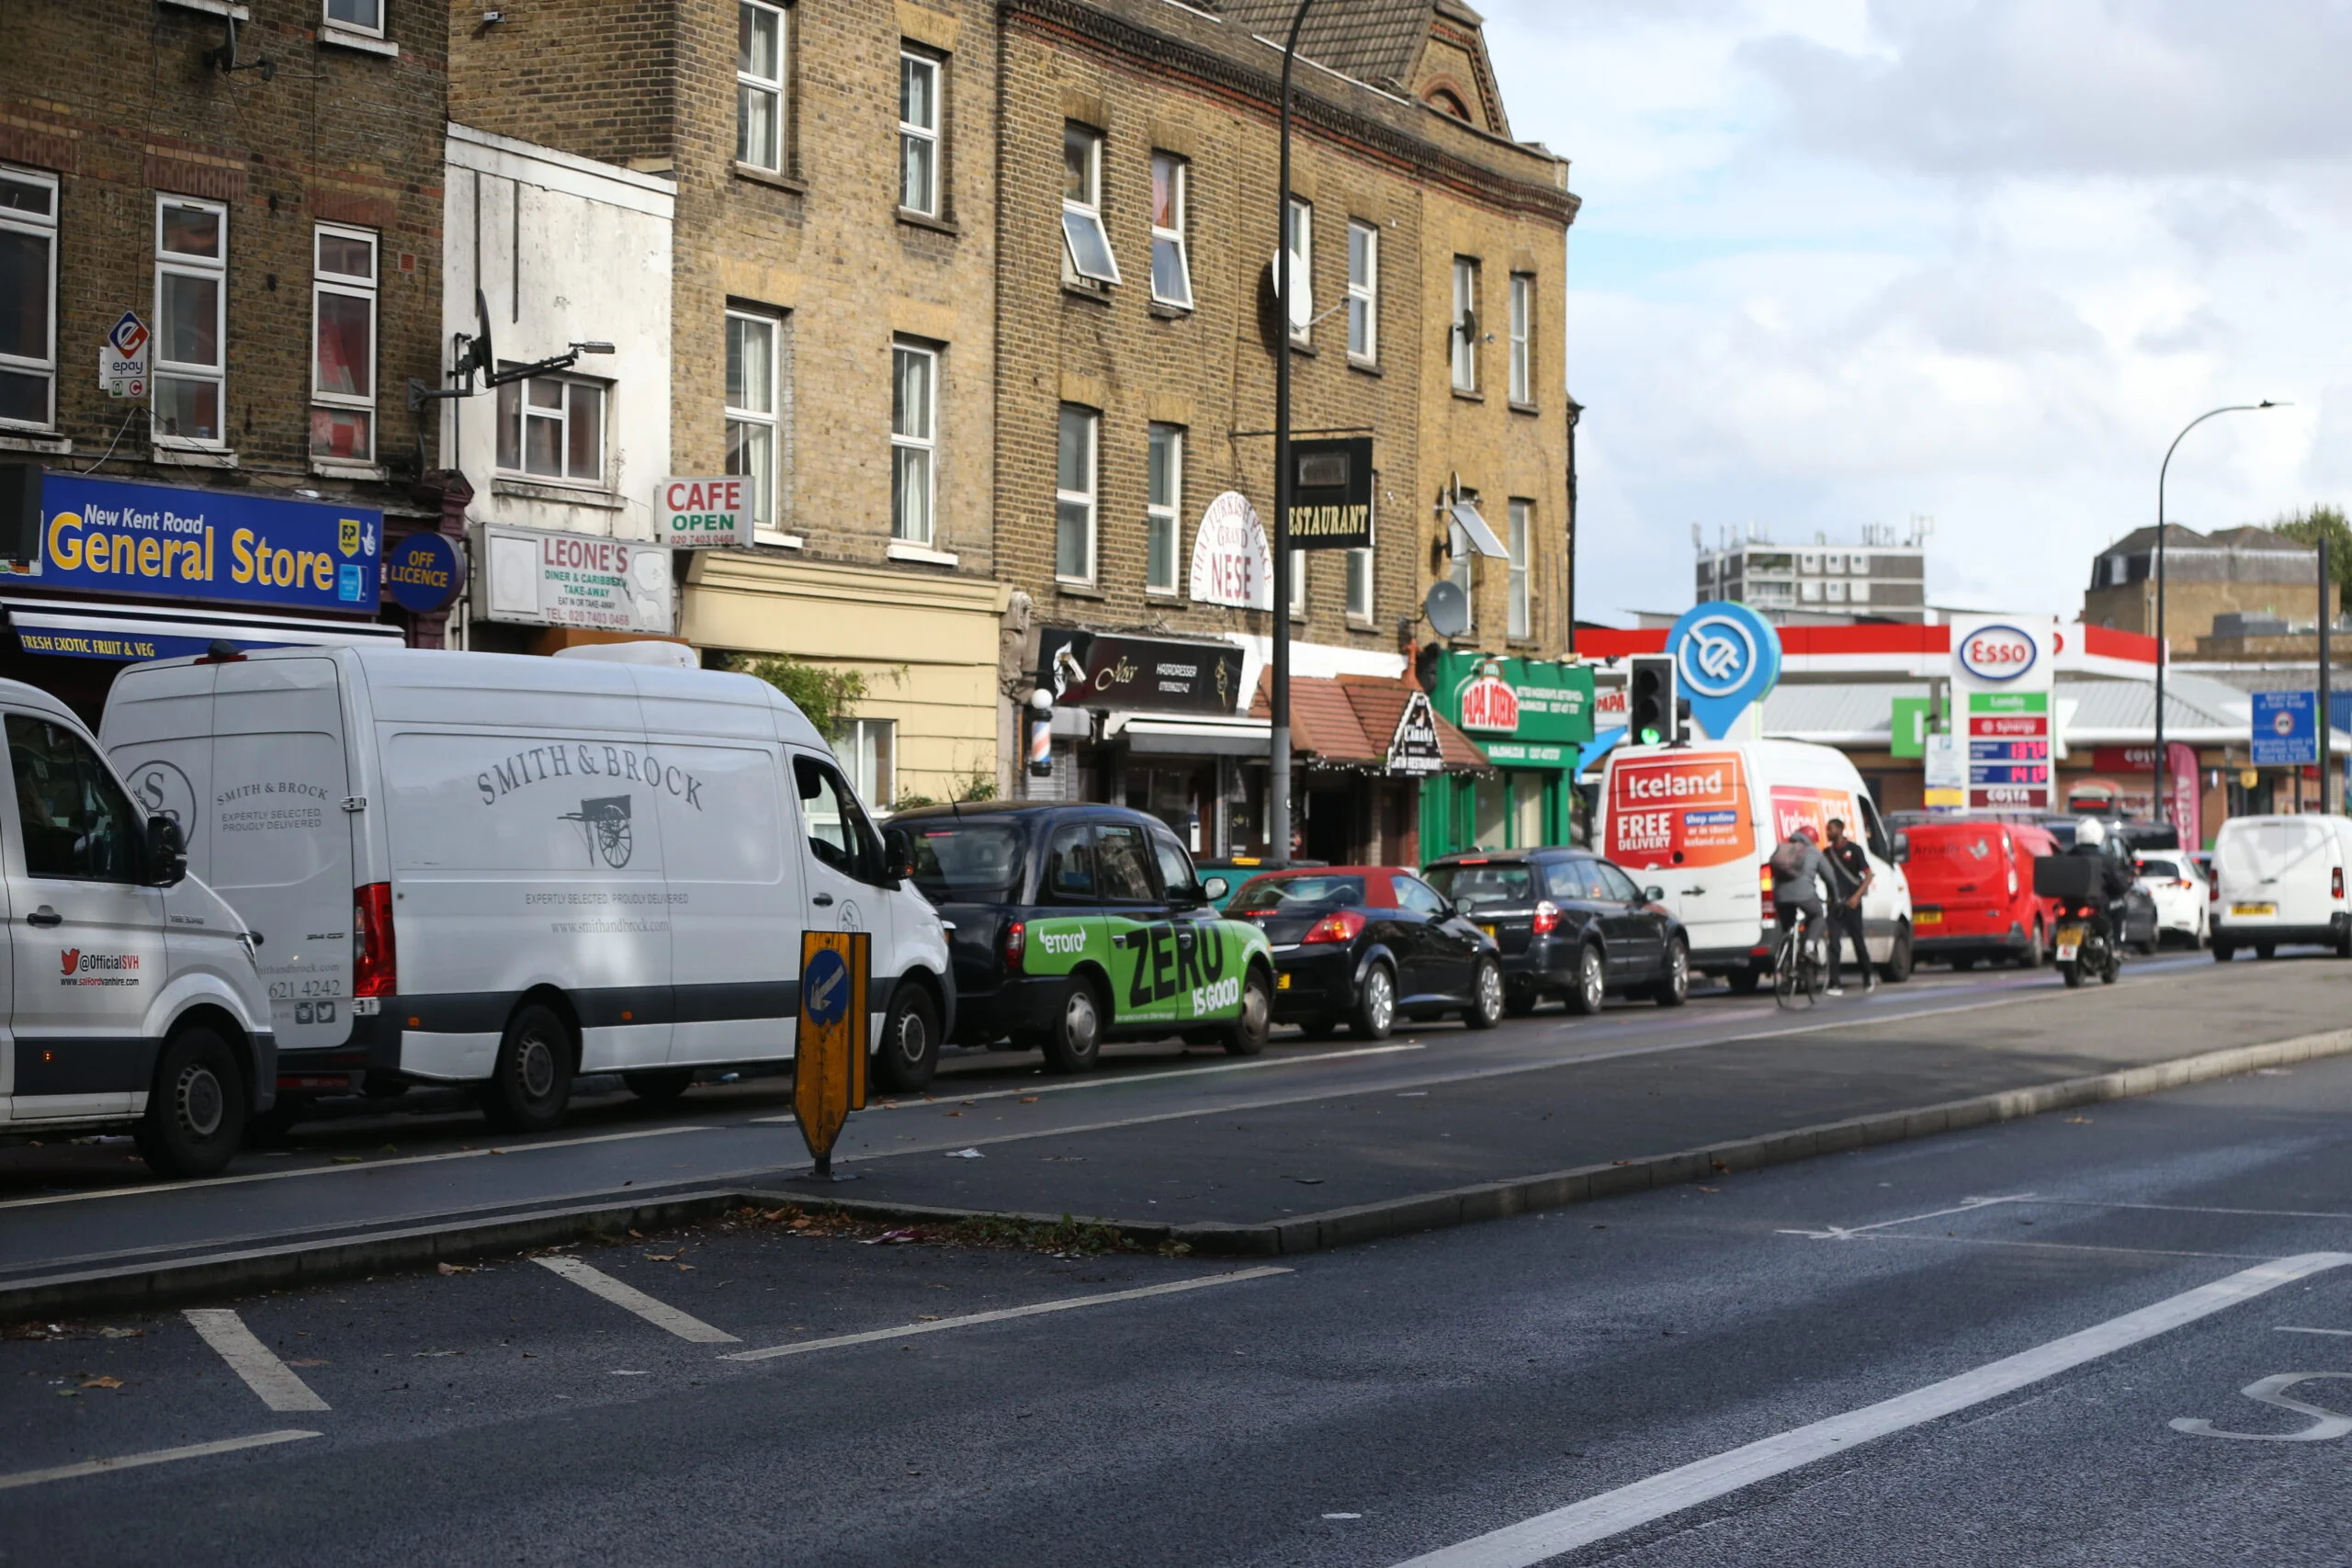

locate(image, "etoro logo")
(1036, 929), (1088, 955)
(60, 949), (141, 987)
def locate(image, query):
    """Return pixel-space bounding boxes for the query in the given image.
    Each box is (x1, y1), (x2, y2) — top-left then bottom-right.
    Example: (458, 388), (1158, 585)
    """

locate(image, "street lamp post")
(2153, 400), (2283, 839)
(1267, 0), (1314, 864)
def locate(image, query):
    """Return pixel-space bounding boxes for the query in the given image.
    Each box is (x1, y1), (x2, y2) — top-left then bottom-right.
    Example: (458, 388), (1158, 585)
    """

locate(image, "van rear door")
(1603, 748), (1758, 958)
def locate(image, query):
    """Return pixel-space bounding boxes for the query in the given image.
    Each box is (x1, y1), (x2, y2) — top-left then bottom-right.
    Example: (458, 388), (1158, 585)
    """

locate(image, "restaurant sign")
(1431, 651), (1596, 769)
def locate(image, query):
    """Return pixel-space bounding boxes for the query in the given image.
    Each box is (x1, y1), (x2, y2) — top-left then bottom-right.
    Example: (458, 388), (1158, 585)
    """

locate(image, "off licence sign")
(657, 476), (746, 548)
(1966, 691), (2051, 809)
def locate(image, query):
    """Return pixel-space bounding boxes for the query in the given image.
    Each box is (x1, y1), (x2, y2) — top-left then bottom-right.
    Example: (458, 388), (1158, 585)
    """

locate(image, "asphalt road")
(8, 1004), (2352, 1565)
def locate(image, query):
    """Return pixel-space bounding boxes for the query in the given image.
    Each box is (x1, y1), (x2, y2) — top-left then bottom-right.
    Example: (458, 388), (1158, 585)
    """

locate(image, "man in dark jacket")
(1822, 818), (1876, 996)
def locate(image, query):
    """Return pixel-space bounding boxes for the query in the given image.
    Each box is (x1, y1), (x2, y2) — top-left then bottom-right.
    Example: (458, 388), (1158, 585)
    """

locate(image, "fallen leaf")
(80, 1376), (123, 1390)
(628, 1230), (646, 1239)
(330, 1155), (364, 1165)
(2065, 1116), (2092, 1124)
(1697, 1186), (1719, 1193)
(644, 1254), (677, 1262)
(946, 1147), (983, 1159)
(55, 1389), (77, 1397)
(917, 1314), (943, 1321)
(1018, 1095), (1040, 1104)
(960, 1100), (977, 1107)
(96, 1326), (143, 1339)
(944, 1111), (962, 1117)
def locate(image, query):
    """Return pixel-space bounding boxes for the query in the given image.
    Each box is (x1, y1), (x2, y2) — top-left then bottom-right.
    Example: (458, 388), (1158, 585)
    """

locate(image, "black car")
(1225, 865), (1505, 1038)
(1421, 849), (1690, 1015)
(892, 802), (1276, 1073)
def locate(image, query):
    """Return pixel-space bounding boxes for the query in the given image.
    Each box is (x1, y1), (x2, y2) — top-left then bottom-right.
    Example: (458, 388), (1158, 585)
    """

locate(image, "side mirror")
(146, 814), (187, 888)
(1645, 885), (1666, 903)
(1891, 831), (1910, 864)
(881, 825), (916, 884)
(1200, 875), (1229, 903)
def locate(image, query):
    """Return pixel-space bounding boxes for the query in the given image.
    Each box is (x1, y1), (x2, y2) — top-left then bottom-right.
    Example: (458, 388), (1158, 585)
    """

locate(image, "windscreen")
(1231, 874), (1366, 913)
(908, 821), (1025, 904)
(2138, 858), (2180, 879)
(1424, 863), (1535, 910)
(2216, 819), (2330, 885)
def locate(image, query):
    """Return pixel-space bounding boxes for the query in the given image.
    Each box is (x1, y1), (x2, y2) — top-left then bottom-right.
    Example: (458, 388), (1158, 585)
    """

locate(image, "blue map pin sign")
(1668, 604), (1781, 739)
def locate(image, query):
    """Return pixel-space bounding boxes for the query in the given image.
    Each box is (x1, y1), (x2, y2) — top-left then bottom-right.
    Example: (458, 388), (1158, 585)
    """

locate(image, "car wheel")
(1563, 943), (1605, 1017)
(872, 983), (941, 1092)
(1877, 922), (1914, 984)
(1463, 956), (1506, 1029)
(2212, 941), (2234, 963)
(622, 1068), (695, 1105)
(136, 1026), (247, 1179)
(2017, 920), (2045, 969)
(1223, 965), (1272, 1057)
(1040, 976), (1105, 1074)
(477, 1002), (574, 1134)
(2336, 926), (2352, 960)
(2256, 944), (2278, 961)
(1653, 937), (1689, 1009)
(1351, 961), (1396, 1042)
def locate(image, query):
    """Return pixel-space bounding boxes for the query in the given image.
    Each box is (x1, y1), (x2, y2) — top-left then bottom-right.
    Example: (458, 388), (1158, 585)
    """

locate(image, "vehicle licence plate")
(1276, 972), (1292, 989)
(1480, 924), (1498, 943)
(1915, 908), (1942, 926)
(2054, 921), (2084, 962)
(2232, 903), (2277, 918)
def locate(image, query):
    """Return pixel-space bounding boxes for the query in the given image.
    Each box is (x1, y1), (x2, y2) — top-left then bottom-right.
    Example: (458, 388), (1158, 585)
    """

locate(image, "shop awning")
(1249, 674), (1491, 771)
(3, 597), (404, 662)
(1108, 713), (1272, 757)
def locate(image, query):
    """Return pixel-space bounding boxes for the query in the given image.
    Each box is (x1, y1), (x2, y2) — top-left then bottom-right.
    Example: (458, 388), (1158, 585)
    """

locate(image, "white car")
(2133, 852), (2208, 947)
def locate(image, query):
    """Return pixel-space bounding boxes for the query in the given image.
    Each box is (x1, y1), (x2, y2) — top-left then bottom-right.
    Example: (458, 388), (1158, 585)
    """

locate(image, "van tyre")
(2257, 944), (2277, 961)
(622, 1069), (695, 1106)
(1040, 976), (1104, 1074)
(1464, 957), (1506, 1030)
(1223, 965), (1272, 1057)
(479, 1002), (574, 1133)
(1878, 923), (1914, 984)
(1563, 943), (1605, 1016)
(137, 1027), (246, 1179)
(873, 984), (941, 1092)
(2016, 921), (2045, 969)
(2212, 941), (2234, 962)
(1351, 961), (1396, 1041)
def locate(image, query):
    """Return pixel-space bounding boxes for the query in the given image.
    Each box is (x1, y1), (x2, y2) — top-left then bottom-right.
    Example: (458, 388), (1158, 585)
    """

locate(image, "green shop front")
(1421, 653), (1596, 857)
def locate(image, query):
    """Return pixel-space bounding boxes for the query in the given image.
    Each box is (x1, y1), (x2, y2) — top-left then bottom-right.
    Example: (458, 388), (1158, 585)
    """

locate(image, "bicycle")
(1772, 906), (1824, 1010)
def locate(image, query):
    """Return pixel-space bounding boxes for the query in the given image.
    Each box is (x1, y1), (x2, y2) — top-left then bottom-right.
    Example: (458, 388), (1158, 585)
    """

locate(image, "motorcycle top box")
(2031, 855), (2102, 902)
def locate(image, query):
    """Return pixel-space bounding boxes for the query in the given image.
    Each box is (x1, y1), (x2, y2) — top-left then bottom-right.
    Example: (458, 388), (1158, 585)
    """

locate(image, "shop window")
(1474, 773), (1506, 849)
(496, 367), (605, 485)
(845, 717), (895, 809)
(1148, 152), (1191, 309)
(1346, 220), (1378, 363)
(1284, 197), (1313, 345)
(311, 224), (378, 463)
(726, 308), (786, 539)
(1510, 773), (1544, 849)
(1146, 423), (1182, 593)
(899, 50), (942, 217)
(1508, 273), (1534, 405)
(891, 341), (937, 546)
(1450, 256), (1479, 393)
(1056, 403), (1097, 582)
(737, 1), (787, 173)
(326, 0), (383, 35)
(154, 195), (228, 447)
(1061, 125), (1119, 286)
(0, 166), (58, 431)
(1508, 499), (1532, 640)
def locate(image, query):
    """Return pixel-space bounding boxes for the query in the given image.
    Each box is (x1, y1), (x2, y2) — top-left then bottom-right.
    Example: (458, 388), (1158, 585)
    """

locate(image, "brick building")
(0, 0), (451, 720)
(2085, 524), (2339, 655)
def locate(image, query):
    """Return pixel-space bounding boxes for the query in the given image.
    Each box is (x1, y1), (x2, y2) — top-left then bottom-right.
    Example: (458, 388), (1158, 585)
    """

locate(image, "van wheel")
(1039, 976), (1103, 1074)
(1223, 965), (1272, 1057)
(478, 1002), (574, 1133)
(2212, 941), (2234, 962)
(2016, 921), (2045, 968)
(873, 984), (941, 1092)
(1877, 923), (1914, 984)
(136, 1027), (247, 1179)
(622, 1069), (695, 1106)
(2256, 944), (2278, 961)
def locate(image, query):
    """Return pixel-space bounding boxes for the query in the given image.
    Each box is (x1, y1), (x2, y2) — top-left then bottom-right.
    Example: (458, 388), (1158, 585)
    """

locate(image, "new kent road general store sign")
(1431, 651), (1596, 767)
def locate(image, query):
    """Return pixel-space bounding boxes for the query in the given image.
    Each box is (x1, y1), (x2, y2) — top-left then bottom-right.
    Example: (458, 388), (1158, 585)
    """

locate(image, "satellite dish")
(1424, 580), (1469, 639)
(466, 288), (496, 383)
(1266, 249), (1314, 334)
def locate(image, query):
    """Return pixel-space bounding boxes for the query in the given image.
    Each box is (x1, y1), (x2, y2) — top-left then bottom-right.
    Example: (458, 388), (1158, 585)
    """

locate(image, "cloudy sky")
(1477, 0), (2352, 625)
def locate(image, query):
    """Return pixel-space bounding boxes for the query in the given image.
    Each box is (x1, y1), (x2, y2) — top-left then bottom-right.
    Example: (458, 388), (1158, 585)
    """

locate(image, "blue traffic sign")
(1667, 602), (1781, 740)
(2252, 689), (2319, 768)
(802, 945), (852, 1027)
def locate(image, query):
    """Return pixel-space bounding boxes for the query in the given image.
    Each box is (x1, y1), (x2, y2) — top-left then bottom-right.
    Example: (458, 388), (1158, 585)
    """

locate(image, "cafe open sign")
(657, 477), (746, 548)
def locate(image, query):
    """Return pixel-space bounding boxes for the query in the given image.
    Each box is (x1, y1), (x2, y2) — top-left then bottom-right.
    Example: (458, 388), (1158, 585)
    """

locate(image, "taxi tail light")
(1303, 909), (1367, 945)
(1532, 899), (1561, 937)
(352, 883), (396, 998)
(1002, 919), (1027, 972)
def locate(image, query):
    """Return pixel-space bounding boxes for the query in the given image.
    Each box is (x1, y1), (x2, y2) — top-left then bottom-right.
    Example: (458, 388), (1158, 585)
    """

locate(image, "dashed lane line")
(183, 1309), (331, 1413)
(533, 1255), (741, 1344)
(1387, 1251), (2352, 1568)
(719, 1266), (1291, 1362)
(0, 1430), (322, 1491)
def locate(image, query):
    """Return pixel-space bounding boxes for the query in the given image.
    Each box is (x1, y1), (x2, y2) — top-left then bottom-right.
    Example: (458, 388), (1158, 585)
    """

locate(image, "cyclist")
(1769, 824), (1829, 978)
(1821, 817), (1876, 997)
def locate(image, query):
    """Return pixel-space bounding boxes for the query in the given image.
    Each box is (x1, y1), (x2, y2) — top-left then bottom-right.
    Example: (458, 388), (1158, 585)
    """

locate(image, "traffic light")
(1628, 655), (1678, 746)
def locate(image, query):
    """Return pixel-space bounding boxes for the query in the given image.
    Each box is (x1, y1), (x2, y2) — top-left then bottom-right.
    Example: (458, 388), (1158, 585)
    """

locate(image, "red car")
(1905, 819), (2063, 969)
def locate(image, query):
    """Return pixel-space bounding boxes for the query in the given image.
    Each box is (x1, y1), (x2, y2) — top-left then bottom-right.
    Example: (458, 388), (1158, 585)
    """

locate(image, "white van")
(2209, 813), (2352, 960)
(0, 678), (274, 1178)
(1596, 739), (1915, 991)
(101, 646), (953, 1134)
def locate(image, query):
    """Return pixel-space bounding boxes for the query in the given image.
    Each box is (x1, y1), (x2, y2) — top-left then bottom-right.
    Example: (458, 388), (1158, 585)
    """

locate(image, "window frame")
(1451, 256), (1480, 394)
(1145, 422), (1182, 595)
(898, 48), (942, 218)
(736, 0), (788, 174)
(1148, 151), (1192, 310)
(153, 194), (230, 450)
(1284, 197), (1314, 345)
(1289, 549), (1307, 615)
(495, 365), (609, 488)
(1346, 539), (1373, 621)
(1508, 498), (1532, 640)
(890, 339), (938, 547)
(1060, 124), (1120, 287)
(1055, 402), (1099, 585)
(0, 164), (59, 433)
(1448, 516), (1476, 629)
(7, 714), (146, 886)
(1508, 272), (1534, 405)
(725, 306), (786, 542)
(1346, 219), (1378, 365)
(323, 0), (385, 38)
(309, 222), (379, 464)
(846, 716), (897, 810)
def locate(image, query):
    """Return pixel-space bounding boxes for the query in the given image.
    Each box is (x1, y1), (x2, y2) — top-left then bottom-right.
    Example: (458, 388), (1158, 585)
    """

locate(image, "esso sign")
(1958, 625), (2038, 682)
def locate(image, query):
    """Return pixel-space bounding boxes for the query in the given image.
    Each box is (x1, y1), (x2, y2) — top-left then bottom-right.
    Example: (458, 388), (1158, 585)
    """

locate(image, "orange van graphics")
(1608, 752), (1754, 869)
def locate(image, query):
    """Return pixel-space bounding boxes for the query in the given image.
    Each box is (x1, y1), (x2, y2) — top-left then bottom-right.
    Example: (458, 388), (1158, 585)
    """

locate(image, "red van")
(1905, 819), (2063, 969)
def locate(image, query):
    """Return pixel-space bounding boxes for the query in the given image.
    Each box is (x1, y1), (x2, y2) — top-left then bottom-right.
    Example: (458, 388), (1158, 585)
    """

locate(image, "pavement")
(9, 1006), (2352, 1564)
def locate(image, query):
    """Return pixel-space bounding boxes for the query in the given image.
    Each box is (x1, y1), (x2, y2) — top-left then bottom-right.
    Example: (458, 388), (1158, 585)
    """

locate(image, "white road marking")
(533, 1255), (741, 1344)
(2172, 1372), (2352, 1441)
(182, 1309), (331, 1412)
(2278, 1325), (2352, 1337)
(1388, 1251), (2352, 1568)
(1778, 1193), (2033, 1241)
(720, 1266), (1290, 1362)
(0, 1125), (712, 1211)
(0, 1429), (322, 1491)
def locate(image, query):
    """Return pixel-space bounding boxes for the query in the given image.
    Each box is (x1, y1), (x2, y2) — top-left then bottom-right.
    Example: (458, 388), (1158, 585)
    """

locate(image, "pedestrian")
(1822, 817), (1875, 996)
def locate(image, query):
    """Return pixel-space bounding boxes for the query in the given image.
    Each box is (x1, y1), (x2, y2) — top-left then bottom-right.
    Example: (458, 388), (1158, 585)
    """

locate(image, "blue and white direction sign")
(2251, 689), (2319, 768)
(1667, 602), (1781, 739)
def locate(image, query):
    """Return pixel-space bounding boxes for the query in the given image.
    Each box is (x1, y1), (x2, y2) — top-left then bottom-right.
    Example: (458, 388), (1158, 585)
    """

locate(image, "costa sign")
(1457, 673), (1521, 733)
(1956, 623), (2039, 682)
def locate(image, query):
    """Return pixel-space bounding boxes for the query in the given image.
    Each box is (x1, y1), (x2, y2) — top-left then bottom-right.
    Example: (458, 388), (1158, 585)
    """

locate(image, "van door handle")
(26, 907), (60, 928)
(811, 893), (834, 907)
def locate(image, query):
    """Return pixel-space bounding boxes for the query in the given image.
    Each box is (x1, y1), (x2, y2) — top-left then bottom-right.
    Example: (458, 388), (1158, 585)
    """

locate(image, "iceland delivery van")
(1596, 739), (1914, 991)
(100, 646), (953, 1134)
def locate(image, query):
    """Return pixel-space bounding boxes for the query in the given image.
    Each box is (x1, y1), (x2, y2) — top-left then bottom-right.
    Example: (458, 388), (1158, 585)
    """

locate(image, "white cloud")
(1479, 0), (2349, 625)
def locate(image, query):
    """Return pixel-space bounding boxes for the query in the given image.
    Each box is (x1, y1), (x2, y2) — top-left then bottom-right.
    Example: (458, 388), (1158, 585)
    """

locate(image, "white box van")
(101, 646), (954, 1134)
(0, 678), (274, 1178)
(2209, 813), (2352, 960)
(1596, 739), (1916, 991)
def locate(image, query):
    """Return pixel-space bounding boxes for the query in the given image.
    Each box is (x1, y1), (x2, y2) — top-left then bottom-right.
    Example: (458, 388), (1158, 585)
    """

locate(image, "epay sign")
(98, 310), (150, 399)
(657, 477), (746, 548)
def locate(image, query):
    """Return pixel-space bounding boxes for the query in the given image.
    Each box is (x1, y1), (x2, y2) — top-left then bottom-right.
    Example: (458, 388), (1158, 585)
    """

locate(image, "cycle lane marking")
(183, 1308), (331, 1413)
(0, 1429), (321, 1492)
(533, 1255), (741, 1344)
